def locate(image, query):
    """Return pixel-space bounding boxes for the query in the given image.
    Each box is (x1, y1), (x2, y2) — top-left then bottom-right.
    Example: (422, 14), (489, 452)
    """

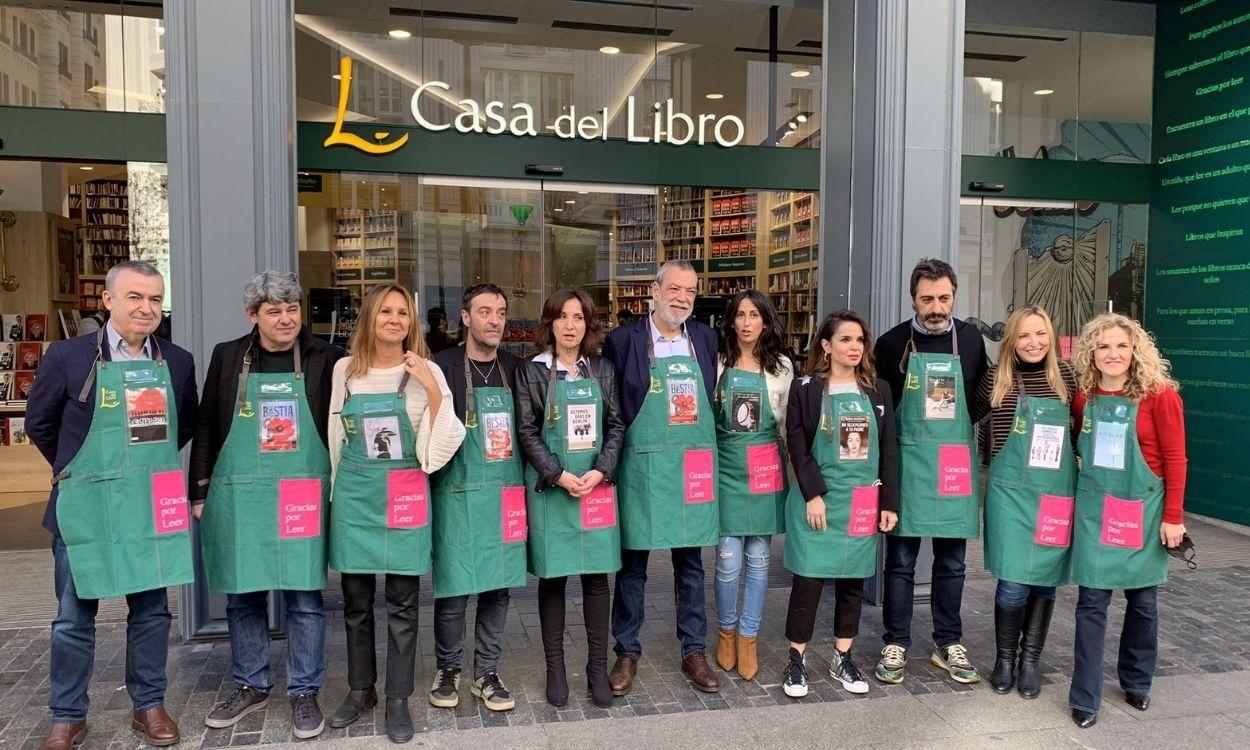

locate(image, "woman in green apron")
(779, 310), (898, 698)
(971, 305), (1076, 698)
(516, 289), (626, 708)
(1068, 313), (1187, 729)
(325, 285), (465, 743)
(711, 290), (793, 682)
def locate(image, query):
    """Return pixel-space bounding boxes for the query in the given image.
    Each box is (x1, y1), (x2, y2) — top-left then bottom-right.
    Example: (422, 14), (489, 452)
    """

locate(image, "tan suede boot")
(716, 628), (737, 672)
(737, 634), (759, 680)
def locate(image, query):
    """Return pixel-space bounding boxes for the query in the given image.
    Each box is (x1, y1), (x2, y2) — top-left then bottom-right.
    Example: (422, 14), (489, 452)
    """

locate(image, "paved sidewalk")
(0, 514), (1246, 750)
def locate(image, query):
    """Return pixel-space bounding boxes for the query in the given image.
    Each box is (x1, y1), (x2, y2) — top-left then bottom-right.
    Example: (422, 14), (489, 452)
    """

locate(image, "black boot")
(385, 698), (413, 743)
(582, 574), (613, 708)
(329, 687), (377, 729)
(990, 603), (1027, 694)
(538, 578), (569, 707)
(1017, 595), (1055, 699)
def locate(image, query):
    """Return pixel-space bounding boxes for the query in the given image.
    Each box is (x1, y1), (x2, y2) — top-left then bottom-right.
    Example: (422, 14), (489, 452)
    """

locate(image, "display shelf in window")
(331, 208), (400, 297)
(68, 179), (131, 307)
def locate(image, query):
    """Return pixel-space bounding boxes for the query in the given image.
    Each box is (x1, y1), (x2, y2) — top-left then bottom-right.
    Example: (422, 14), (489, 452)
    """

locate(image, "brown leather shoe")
(737, 634), (759, 681)
(682, 651), (721, 693)
(38, 722), (86, 750)
(132, 707), (180, 747)
(608, 654), (637, 697)
(716, 628), (736, 672)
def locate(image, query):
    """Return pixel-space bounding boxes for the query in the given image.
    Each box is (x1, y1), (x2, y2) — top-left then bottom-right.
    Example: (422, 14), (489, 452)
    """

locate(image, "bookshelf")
(331, 208), (399, 301)
(68, 179), (131, 310)
(766, 190), (820, 354)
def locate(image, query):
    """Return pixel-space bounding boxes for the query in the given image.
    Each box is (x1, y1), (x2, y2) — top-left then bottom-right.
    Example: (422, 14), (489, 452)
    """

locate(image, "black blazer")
(515, 355), (626, 491)
(785, 375), (899, 513)
(431, 344), (521, 424)
(189, 327), (345, 504)
(25, 330), (198, 535)
(601, 315), (718, 427)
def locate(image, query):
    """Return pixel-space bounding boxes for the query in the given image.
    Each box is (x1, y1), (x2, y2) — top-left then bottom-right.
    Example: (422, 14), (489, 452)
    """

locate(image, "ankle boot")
(990, 603), (1027, 694)
(716, 628), (737, 672)
(538, 579), (569, 707)
(736, 634), (759, 681)
(582, 577), (613, 708)
(329, 687), (377, 728)
(1017, 596), (1055, 699)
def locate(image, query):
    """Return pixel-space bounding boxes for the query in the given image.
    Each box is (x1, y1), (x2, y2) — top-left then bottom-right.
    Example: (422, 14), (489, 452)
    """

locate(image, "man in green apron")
(189, 272), (344, 738)
(871, 259), (988, 685)
(25, 262), (199, 750)
(429, 284), (525, 712)
(601, 261), (722, 696)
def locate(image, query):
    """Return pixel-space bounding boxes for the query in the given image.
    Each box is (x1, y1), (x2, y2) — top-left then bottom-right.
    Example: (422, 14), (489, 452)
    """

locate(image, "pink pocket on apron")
(581, 484), (617, 530)
(747, 443), (783, 494)
(502, 486), (528, 542)
(1100, 494), (1144, 549)
(278, 478), (322, 539)
(1033, 494), (1074, 547)
(151, 470), (189, 535)
(937, 444), (973, 496)
(847, 485), (880, 537)
(684, 449), (715, 503)
(386, 469), (429, 529)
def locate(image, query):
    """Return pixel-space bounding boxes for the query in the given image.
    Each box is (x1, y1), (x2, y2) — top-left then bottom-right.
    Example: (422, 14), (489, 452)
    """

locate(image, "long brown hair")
(346, 284), (429, 380)
(992, 304), (1069, 407)
(805, 309), (876, 391)
(534, 288), (602, 358)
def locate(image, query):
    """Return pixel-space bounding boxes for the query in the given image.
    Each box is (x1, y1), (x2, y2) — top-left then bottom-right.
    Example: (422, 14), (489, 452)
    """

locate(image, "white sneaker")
(830, 648), (870, 694)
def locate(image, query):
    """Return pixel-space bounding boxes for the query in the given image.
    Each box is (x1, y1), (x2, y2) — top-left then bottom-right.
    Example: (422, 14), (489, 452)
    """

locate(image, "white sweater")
(716, 355), (795, 437)
(328, 357), (466, 483)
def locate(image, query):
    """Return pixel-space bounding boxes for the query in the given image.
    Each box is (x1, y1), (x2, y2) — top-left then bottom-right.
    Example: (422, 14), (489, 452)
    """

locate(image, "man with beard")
(602, 260), (721, 696)
(428, 284), (525, 712)
(872, 258), (988, 687)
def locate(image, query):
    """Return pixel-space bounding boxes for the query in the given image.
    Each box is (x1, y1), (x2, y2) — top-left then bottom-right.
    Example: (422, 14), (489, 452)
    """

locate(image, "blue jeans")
(49, 536), (170, 722)
(882, 535), (967, 650)
(227, 590), (326, 697)
(995, 580), (1056, 608)
(612, 547), (706, 659)
(1069, 586), (1158, 714)
(714, 536), (770, 638)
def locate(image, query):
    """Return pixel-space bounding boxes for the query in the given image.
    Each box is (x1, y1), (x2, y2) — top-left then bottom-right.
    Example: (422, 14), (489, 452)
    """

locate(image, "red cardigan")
(1072, 387), (1187, 524)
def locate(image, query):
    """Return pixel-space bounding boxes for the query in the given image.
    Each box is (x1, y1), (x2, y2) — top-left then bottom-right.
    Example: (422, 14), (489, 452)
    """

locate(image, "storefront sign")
(324, 57), (746, 156)
(769, 250), (791, 269)
(616, 262), (656, 277)
(792, 246), (812, 264)
(708, 257), (755, 272)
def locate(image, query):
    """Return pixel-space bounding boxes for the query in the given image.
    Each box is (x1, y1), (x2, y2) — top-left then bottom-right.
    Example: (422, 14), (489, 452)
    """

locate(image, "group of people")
(24, 256), (1187, 750)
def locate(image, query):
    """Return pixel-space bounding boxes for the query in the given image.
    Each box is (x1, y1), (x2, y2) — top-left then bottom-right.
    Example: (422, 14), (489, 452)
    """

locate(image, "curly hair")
(1072, 313), (1178, 403)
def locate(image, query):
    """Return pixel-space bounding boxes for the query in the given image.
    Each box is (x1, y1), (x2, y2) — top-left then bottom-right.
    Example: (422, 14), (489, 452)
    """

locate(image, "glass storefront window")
(0, 2), (165, 113)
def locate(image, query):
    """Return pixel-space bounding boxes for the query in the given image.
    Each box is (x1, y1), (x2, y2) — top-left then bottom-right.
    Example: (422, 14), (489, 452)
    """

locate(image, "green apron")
(892, 330), (980, 538)
(202, 344), (331, 592)
(431, 353), (527, 597)
(525, 361), (622, 578)
(784, 384), (881, 578)
(983, 373), (1077, 587)
(55, 328), (194, 599)
(329, 370), (432, 575)
(617, 334), (718, 550)
(715, 366), (786, 536)
(1071, 394), (1168, 589)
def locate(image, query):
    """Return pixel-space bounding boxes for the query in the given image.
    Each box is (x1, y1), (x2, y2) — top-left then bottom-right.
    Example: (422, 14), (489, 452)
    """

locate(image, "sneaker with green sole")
(874, 644), (907, 684)
(931, 644), (980, 684)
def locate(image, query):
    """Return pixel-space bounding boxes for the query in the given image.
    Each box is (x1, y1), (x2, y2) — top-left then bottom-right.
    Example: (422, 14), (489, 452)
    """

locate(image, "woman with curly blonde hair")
(1067, 313), (1187, 730)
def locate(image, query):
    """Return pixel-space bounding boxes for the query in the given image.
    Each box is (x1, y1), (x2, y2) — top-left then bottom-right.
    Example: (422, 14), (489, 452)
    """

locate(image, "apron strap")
(234, 339), (305, 413)
(77, 327), (108, 403)
(646, 318), (697, 372)
(899, 329), (918, 375)
(398, 369), (411, 395)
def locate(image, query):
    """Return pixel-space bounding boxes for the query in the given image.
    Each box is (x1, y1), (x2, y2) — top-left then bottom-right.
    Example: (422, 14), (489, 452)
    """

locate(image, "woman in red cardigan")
(1067, 313), (1187, 729)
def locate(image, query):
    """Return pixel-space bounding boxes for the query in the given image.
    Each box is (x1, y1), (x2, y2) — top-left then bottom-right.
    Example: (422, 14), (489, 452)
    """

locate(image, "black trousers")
(784, 574), (865, 644)
(340, 573), (420, 698)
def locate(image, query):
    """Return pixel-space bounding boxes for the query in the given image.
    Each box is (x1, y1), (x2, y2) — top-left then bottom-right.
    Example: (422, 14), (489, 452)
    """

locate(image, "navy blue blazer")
(25, 331), (198, 535)
(601, 315), (718, 427)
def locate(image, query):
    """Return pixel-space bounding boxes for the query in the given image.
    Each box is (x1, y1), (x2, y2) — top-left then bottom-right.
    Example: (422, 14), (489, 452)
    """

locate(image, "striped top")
(973, 358), (1077, 462)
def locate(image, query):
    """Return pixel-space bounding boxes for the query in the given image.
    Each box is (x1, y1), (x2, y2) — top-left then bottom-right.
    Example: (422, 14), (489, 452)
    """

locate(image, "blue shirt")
(649, 313), (693, 359)
(104, 322), (152, 361)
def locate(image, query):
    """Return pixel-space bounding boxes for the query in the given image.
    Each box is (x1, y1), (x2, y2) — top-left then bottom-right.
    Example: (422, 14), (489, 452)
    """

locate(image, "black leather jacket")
(516, 354), (626, 492)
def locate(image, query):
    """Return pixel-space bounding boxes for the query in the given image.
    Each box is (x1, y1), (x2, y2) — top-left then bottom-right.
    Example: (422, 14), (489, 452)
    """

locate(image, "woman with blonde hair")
(326, 284), (465, 742)
(1067, 313), (1186, 729)
(972, 304), (1076, 699)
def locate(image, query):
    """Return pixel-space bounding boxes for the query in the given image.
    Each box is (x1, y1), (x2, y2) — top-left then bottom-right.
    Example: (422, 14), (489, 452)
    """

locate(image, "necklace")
(470, 356), (498, 383)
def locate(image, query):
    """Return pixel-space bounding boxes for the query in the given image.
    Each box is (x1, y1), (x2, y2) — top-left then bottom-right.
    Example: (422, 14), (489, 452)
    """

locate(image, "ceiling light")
(1034, 88), (1054, 95)
(796, 114), (808, 123)
(599, 46), (620, 55)
(787, 122), (798, 130)
(705, 93), (724, 100)
(388, 29), (412, 39)
(332, 73), (341, 80)
(790, 68), (811, 78)
(577, 191), (588, 195)
(553, 207), (564, 212)
(79, 166), (94, 171)
(155, 24), (164, 35)
(565, 199), (575, 204)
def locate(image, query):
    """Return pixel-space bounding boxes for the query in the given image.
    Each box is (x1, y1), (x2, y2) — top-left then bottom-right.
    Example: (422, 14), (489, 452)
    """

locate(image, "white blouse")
(327, 357), (466, 484)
